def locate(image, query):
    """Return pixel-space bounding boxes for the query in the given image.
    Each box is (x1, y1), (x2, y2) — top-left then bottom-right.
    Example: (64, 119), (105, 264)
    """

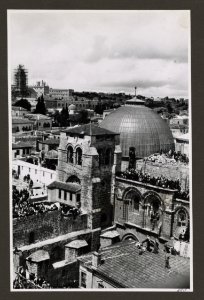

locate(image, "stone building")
(33, 80), (50, 97)
(13, 123), (122, 288)
(113, 174), (190, 244)
(12, 120), (190, 289)
(175, 133), (189, 157)
(55, 124), (121, 230)
(12, 142), (32, 159)
(25, 114), (52, 131)
(12, 106), (29, 118)
(37, 139), (60, 152)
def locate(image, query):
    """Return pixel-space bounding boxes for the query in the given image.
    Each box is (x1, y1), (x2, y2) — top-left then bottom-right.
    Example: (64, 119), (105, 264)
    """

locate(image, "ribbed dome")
(100, 104), (175, 158)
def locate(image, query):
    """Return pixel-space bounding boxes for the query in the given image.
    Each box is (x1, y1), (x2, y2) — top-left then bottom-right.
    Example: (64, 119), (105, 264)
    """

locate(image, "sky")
(8, 10), (190, 98)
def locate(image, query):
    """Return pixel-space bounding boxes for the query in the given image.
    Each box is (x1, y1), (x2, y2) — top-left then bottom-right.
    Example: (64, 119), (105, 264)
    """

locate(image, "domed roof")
(45, 149), (58, 159)
(68, 104), (76, 110)
(100, 103), (175, 158)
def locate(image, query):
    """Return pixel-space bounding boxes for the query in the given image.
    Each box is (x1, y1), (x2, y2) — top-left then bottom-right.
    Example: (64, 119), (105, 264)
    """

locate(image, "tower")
(13, 65), (28, 97)
(57, 124), (122, 233)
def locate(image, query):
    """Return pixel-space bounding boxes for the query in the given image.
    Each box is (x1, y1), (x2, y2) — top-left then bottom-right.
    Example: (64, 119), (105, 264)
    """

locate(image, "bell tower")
(57, 124), (122, 233)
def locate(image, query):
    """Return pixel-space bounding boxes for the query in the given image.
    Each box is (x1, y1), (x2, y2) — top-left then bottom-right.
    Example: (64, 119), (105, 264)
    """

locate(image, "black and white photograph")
(8, 10), (192, 291)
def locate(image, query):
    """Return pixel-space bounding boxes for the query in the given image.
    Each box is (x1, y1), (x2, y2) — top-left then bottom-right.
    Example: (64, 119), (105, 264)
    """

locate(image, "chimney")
(92, 252), (101, 268)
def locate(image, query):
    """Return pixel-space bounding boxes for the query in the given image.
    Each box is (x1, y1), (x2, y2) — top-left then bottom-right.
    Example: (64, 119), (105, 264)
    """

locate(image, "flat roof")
(100, 230), (120, 239)
(38, 138), (60, 145)
(12, 142), (33, 149)
(47, 181), (81, 193)
(12, 118), (34, 124)
(65, 240), (88, 249)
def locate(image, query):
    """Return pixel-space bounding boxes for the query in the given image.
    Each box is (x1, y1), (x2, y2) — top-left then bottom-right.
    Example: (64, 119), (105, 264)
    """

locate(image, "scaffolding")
(13, 65), (28, 97)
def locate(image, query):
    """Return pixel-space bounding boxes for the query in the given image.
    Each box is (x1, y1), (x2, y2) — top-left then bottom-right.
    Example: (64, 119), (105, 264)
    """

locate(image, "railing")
(116, 171), (189, 201)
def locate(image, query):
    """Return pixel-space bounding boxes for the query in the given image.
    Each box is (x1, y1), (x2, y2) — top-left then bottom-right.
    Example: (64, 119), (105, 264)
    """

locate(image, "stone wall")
(136, 160), (189, 190)
(13, 210), (88, 248)
(114, 177), (190, 241)
(114, 177), (175, 240)
(12, 159), (56, 186)
(49, 261), (79, 288)
(57, 132), (121, 230)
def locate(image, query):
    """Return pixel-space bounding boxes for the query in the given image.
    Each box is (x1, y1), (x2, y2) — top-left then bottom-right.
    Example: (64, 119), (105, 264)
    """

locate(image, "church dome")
(100, 99), (175, 158)
(45, 149), (58, 159)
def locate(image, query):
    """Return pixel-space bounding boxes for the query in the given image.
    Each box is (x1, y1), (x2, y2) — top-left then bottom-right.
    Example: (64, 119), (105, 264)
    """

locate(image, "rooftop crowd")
(116, 169), (189, 200)
(13, 271), (51, 289)
(12, 186), (81, 219)
(146, 150), (189, 165)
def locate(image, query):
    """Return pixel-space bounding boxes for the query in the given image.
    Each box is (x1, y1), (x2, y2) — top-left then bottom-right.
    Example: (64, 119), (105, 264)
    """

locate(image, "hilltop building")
(32, 80), (50, 97)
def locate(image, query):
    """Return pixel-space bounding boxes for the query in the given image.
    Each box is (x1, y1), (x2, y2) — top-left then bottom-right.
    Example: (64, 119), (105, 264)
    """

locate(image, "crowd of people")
(116, 169), (189, 200)
(146, 150), (189, 165)
(165, 150), (189, 164)
(13, 273), (51, 289)
(13, 186), (81, 219)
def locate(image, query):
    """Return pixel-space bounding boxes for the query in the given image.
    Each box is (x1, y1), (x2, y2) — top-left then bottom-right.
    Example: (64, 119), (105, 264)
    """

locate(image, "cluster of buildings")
(12, 91), (191, 289)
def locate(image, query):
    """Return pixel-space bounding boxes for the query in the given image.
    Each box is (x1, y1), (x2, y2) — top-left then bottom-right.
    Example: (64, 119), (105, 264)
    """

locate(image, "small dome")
(68, 104), (76, 110)
(100, 102), (175, 158)
(45, 149), (58, 159)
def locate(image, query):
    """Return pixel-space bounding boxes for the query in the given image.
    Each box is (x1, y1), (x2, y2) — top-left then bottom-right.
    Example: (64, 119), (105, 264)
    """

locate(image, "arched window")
(177, 209), (187, 227)
(124, 189), (141, 212)
(67, 146), (73, 163)
(67, 175), (81, 184)
(152, 199), (160, 213)
(76, 148), (82, 165)
(105, 149), (112, 165)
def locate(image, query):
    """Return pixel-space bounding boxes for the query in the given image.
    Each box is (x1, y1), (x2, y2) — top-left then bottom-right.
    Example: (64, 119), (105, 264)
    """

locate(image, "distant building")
(12, 142), (32, 159)
(170, 115), (189, 126)
(37, 138), (60, 152)
(170, 124), (188, 138)
(13, 65), (28, 97)
(49, 88), (74, 98)
(25, 114), (52, 131)
(44, 96), (70, 110)
(175, 133), (189, 157)
(12, 117), (34, 133)
(12, 106), (29, 118)
(33, 80), (50, 97)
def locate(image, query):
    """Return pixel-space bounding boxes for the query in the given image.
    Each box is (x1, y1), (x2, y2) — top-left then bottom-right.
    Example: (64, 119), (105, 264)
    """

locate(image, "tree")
(14, 98), (31, 111)
(59, 106), (69, 127)
(35, 94), (46, 115)
(166, 102), (173, 114)
(77, 109), (89, 124)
